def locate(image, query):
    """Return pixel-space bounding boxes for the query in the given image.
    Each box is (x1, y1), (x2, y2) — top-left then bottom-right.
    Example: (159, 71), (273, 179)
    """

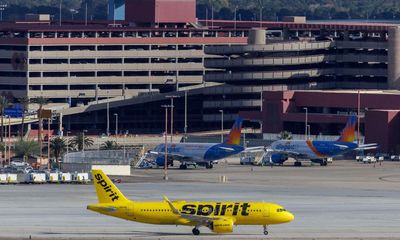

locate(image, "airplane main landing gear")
(263, 225), (269, 235)
(192, 227), (200, 235)
(205, 162), (213, 169)
(320, 160), (328, 166)
(294, 161), (302, 167)
(179, 163), (188, 169)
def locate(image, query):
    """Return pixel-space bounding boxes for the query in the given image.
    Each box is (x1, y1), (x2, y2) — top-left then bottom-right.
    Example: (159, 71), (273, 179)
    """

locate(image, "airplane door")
(122, 203), (135, 218)
(263, 205), (269, 217)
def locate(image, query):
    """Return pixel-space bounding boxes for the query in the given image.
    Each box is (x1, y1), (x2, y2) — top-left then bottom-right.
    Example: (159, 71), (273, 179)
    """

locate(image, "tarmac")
(1, 160), (400, 240)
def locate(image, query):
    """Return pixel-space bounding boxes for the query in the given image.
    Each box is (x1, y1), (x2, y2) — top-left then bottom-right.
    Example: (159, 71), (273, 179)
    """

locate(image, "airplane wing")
(163, 195), (230, 226)
(356, 143), (379, 150)
(242, 146), (267, 153)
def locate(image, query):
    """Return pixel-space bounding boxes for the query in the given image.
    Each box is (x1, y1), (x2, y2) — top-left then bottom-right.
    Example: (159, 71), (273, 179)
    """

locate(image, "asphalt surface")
(1, 160), (400, 240)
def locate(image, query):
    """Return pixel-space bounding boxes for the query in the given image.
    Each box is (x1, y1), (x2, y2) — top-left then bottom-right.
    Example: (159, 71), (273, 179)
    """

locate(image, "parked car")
(390, 155), (400, 161)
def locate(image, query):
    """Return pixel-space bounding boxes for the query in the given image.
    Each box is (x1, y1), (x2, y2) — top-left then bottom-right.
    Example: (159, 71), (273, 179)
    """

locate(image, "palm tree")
(0, 96), (8, 143)
(69, 133), (94, 151)
(14, 139), (40, 162)
(100, 140), (121, 150)
(50, 137), (68, 161)
(32, 96), (48, 145)
(279, 131), (293, 140)
(18, 96), (30, 139)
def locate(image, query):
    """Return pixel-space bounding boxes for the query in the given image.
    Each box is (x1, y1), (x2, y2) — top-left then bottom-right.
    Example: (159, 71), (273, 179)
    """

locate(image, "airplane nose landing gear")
(263, 225), (269, 235)
(192, 227), (200, 235)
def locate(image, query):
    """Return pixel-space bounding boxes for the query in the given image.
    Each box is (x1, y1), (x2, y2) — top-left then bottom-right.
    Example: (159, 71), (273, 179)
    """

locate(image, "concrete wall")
(125, 0), (196, 23)
(388, 27), (400, 89)
(92, 165), (131, 176)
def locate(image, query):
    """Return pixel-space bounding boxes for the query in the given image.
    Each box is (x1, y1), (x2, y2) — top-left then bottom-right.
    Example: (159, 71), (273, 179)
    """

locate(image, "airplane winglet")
(162, 195), (180, 215)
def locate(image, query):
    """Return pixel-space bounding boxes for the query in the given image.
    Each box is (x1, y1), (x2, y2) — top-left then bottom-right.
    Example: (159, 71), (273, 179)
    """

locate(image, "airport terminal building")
(1, 0), (400, 152)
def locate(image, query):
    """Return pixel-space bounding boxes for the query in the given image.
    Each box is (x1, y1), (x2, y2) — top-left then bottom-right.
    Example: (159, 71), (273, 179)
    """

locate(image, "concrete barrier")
(60, 173), (72, 183)
(48, 173), (59, 183)
(74, 172), (90, 184)
(6, 174), (18, 184)
(0, 174), (7, 183)
(91, 165), (131, 176)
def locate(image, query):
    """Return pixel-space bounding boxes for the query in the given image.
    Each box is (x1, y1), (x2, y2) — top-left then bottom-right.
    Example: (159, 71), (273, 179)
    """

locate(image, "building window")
(124, 71), (148, 76)
(29, 85), (41, 90)
(83, 32), (96, 38)
(43, 59), (68, 64)
(70, 59), (95, 64)
(0, 71), (26, 77)
(97, 71), (122, 77)
(111, 32), (123, 38)
(43, 72), (68, 77)
(29, 59), (41, 64)
(98, 58), (122, 64)
(124, 58), (149, 63)
(43, 45), (68, 51)
(70, 72), (95, 77)
(0, 58), (11, 64)
(97, 45), (123, 51)
(57, 32), (69, 38)
(43, 85), (68, 90)
(29, 46), (41, 51)
(70, 45), (95, 51)
(29, 72), (41, 77)
(124, 45), (149, 51)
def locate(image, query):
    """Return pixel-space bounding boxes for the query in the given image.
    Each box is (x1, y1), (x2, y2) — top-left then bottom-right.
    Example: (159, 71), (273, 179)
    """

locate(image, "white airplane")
(265, 116), (378, 166)
(149, 117), (264, 169)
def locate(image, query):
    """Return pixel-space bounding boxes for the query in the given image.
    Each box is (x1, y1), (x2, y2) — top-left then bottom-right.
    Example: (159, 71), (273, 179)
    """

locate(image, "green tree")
(279, 131), (293, 140)
(100, 140), (121, 150)
(69, 133), (94, 151)
(50, 137), (68, 161)
(14, 139), (40, 162)
(18, 96), (30, 139)
(0, 96), (8, 143)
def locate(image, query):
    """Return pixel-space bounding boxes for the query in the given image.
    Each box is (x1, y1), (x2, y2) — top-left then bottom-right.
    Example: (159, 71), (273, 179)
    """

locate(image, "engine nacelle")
(270, 153), (288, 164)
(209, 218), (234, 234)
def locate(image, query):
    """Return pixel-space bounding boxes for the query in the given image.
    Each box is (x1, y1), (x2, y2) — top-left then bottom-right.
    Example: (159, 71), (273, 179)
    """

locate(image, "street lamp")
(219, 110), (224, 143)
(161, 104), (171, 181)
(184, 91), (188, 142)
(114, 113), (118, 136)
(166, 95), (179, 143)
(82, 129), (88, 152)
(234, 6), (238, 31)
(106, 101), (110, 136)
(303, 107), (308, 140)
(66, 131), (71, 155)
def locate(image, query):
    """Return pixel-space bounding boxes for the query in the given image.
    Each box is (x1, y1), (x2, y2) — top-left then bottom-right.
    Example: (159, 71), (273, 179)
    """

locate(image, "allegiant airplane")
(149, 117), (263, 169)
(87, 169), (294, 236)
(268, 115), (378, 166)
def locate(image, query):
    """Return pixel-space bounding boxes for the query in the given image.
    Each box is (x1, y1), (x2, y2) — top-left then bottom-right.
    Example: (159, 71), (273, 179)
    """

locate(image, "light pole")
(303, 107), (308, 140)
(106, 101), (110, 136)
(219, 110), (224, 143)
(184, 91), (188, 142)
(114, 113), (118, 136)
(234, 6), (238, 31)
(161, 105), (171, 181)
(82, 129), (88, 152)
(66, 131), (71, 155)
(166, 95), (179, 143)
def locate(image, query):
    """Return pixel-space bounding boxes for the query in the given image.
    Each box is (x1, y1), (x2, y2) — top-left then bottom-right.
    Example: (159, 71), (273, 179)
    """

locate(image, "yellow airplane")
(87, 169), (294, 235)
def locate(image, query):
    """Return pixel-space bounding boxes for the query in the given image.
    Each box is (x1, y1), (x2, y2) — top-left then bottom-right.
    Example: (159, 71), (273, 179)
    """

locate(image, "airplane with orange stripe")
(268, 116), (378, 166)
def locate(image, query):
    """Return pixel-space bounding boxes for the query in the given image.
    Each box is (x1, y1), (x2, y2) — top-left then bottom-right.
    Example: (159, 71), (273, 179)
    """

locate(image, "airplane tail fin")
(92, 169), (129, 203)
(336, 115), (357, 143)
(224, 117), (243, 145)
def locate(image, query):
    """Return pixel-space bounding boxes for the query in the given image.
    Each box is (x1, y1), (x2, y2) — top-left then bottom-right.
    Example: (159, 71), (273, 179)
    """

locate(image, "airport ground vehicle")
(87, 169), (294, 235)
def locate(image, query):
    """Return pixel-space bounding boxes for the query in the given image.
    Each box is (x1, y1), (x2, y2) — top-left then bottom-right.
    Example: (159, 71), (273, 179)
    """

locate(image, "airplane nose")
(286, 212), (295, 222)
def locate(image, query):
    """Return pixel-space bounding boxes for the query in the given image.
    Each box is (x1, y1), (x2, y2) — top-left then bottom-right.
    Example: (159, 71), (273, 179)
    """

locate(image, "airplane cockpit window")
(277, 208), (287, 212)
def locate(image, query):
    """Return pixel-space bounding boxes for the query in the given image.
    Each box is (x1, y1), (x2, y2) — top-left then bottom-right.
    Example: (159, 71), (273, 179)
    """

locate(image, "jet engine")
(209, 218), (234, 233)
